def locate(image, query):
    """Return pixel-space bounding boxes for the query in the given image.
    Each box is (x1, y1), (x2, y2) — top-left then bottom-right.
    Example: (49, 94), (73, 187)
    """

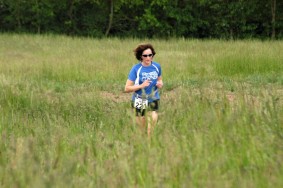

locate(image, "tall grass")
(0, 34), (282, 187)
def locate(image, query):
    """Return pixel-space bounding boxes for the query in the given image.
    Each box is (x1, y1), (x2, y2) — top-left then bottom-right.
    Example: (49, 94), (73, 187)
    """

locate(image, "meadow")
(0, 34), (282, 188)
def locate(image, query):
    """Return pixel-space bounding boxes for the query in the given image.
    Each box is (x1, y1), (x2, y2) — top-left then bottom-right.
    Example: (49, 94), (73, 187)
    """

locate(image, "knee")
(151, 111), (158, 121)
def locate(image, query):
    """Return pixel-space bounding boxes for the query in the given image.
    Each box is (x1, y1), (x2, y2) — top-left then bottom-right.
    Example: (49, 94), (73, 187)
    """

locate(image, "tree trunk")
(36, 0), (41, 34)
(15, 1), (21, 31)
(271, 0), (276, 39)
(105, 0), (113, 37)
(67, 0), (75, 35)
(230, 28), (234, 40)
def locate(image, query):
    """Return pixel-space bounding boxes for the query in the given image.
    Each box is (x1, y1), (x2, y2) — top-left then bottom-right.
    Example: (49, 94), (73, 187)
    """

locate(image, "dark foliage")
(0, 0), (282, 39)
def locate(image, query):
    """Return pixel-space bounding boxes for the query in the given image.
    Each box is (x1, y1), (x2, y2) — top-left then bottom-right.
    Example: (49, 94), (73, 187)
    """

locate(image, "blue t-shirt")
(128, 61), (162, 102)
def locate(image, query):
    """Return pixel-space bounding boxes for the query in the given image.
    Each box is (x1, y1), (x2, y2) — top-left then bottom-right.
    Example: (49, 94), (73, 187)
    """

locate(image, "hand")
(156, 81), (163, 89)
(141, 79), (151, 88)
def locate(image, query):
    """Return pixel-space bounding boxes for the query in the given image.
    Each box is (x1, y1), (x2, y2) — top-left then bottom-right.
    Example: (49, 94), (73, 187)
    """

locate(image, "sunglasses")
(142, 54), (153, 58)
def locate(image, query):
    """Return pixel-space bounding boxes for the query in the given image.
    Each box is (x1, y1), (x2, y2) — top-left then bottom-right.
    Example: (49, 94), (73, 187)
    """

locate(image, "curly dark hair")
(133, 43), (156, 61)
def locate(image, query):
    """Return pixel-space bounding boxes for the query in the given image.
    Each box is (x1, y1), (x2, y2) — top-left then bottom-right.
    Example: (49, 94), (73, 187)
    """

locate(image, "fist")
(142, 79), (151, 88)
(156, 81), (163, 88)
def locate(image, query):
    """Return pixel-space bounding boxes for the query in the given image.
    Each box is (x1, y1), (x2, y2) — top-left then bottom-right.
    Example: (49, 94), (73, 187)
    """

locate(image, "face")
(141, 48), (153, 65)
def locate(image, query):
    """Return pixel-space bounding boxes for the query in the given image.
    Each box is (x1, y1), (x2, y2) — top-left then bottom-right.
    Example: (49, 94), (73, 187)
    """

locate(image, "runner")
(124, 43), (163, 136)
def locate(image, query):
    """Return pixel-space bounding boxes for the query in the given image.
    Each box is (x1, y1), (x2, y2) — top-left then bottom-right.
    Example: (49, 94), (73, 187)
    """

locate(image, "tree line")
(0, 0), (282, 39)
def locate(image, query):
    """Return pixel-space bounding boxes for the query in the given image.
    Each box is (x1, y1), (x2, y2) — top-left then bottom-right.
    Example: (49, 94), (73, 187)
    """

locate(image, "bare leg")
(136, 116), (146, 132)
(147, 111), (158, 136)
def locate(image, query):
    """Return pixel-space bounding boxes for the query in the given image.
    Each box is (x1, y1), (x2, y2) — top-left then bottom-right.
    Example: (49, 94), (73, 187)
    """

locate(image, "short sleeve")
(158, 65), (162, 77)
(155, 63), (161, 77)
(128, 66), (137, 81)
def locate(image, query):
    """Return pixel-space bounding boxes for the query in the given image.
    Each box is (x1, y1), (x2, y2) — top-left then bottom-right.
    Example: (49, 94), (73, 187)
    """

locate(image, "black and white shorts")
(131, 100), (159, 116)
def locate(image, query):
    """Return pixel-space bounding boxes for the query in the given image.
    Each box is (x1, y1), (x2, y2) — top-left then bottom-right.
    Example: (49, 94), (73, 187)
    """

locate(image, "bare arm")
(124, 79), (151, 93)
(156, 76), (163, 89)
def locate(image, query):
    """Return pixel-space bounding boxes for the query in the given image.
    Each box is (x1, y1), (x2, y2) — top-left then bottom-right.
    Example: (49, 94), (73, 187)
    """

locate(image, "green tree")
(0, 0), (282, 39)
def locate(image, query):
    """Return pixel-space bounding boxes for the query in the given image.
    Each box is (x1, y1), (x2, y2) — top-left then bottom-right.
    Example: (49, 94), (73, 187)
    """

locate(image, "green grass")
(0, 33), (282, 187)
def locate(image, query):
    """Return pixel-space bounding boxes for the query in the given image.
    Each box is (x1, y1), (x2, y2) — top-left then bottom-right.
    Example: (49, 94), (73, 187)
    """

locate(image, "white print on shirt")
(142, 71), (158, 81)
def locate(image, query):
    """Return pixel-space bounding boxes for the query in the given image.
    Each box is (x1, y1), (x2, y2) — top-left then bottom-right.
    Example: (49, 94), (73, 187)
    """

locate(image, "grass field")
(0, 34), (282, 187)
